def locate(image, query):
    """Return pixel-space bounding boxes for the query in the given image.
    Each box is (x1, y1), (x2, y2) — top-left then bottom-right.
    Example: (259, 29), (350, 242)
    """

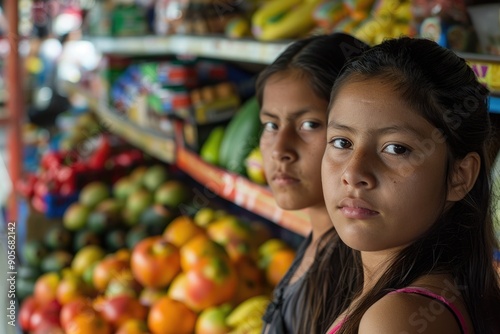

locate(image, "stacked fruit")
(352, 0), (413, 45)
(19, 164), (297, 333)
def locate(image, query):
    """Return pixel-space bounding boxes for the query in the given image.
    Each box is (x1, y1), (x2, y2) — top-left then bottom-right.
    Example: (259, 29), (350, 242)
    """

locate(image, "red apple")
(60, 298), (94, 332)
(184, 257), (238, 311)
(29, 299), (61, 331)
(92, 255), (130, 292)
(130, 236), (181, 288)
(19, 296), (38, 332)
(98, 295), (147, 329)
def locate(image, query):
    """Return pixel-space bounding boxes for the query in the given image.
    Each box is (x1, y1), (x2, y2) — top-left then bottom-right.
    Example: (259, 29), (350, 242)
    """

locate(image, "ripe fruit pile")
(19, 164), (297, 334)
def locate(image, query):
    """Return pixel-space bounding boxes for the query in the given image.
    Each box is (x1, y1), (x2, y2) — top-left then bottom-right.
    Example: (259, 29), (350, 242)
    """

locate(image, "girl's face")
(322, 78), (451, 252)
(260, 70), (329, 210)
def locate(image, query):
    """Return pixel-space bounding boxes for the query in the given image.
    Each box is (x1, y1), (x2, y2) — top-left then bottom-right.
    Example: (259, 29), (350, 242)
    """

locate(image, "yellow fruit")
(226, 295), (270, 328)
(71, 245), (106, 276)
(258, 239), (289, 260)
(266, 249), (295, 287)
(194, 207), (216, 227)
(163, 216), (205, 247)
(245, 147), (267, 185)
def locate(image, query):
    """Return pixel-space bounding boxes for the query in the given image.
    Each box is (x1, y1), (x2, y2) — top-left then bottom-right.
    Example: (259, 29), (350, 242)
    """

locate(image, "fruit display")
(18, 163), (297, 333)
(17, 111), (148, 219)
(352, 0), (413, 46)
(252, 0), (324, 41)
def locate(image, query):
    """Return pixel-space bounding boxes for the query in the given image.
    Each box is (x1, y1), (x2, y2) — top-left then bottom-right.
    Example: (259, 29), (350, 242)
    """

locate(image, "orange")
(66, 312), (111, 334)
(265, 249), (296, 287)
(115, 319), (149, 334)
(147, 296), (197, 334)
(162, 215), (205, 247)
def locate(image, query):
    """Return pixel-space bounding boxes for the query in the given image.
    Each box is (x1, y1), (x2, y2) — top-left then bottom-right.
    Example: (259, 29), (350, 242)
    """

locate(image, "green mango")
(200, 126), (226, 166)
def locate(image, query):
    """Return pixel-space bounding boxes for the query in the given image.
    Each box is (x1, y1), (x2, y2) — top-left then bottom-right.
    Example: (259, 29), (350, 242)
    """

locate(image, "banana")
(229, 316), (264, 334)
(257, 0), (324, 41)
(252, 0), (302, 28)
(226, 295), (271, 328)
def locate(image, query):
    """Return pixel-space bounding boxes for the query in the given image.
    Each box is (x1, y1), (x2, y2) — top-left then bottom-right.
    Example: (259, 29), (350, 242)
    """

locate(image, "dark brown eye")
(384, 144), (410, 155)
(330, 138), (352, 149)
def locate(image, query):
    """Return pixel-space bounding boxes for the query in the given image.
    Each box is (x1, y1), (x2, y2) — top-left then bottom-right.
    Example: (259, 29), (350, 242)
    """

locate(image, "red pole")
(6, 0), (23, 223)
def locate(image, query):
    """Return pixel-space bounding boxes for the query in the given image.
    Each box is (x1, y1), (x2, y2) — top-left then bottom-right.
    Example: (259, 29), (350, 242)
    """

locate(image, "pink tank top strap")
(328, 287), (468, 334)
(389, 287), (468, 334)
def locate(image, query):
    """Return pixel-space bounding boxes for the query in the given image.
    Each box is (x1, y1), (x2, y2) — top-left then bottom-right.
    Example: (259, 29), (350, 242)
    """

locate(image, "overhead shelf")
(86, 35), (291, 64)
(87, 35), (500, 113)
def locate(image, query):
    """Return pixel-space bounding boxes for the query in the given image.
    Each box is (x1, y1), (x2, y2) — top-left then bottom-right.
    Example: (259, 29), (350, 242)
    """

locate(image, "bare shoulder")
(358, 291), (464, 334)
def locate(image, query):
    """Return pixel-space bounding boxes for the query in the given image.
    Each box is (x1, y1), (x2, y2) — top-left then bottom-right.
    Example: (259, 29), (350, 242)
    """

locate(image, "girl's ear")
(446, 152), (481, 202)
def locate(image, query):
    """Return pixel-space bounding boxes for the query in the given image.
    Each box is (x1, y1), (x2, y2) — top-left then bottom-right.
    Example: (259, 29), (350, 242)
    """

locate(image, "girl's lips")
(340, 206), (379, 219)
(272, 173), (299, 186)
(338, 198), (379, 219)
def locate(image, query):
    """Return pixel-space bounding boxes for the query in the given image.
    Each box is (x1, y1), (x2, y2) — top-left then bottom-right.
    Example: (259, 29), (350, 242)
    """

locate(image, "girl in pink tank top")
(319, 37), (500, 333)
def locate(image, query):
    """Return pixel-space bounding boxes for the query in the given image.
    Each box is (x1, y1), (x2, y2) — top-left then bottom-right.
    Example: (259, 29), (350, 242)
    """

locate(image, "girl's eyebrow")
(261, 108), (321, 120)
(327, 121), (354, 132)
(327, 122), (427, 140)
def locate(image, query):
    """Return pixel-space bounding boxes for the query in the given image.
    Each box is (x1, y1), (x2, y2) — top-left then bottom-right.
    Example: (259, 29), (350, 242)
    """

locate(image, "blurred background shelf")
(86, 35), (291, 64)
(89, 36), (500, 113)
(66, 84), (176, 164)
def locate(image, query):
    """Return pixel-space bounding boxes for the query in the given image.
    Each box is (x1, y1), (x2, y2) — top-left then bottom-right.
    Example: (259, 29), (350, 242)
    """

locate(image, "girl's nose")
(271, 127), (298, 162)
(341, 150), (376, 189)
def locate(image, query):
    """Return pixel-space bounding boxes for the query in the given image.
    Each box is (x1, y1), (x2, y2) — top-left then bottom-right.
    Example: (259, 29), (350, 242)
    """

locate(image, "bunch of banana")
(353, 0), (413, 45)
(252, 0), (324, 41)
(227, 295), (271, 333)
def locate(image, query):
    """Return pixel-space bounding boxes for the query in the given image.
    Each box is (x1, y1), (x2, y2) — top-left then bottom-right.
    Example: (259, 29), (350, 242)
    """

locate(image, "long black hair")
(256, 33), (369, 334)
(326, 37), (500, 333)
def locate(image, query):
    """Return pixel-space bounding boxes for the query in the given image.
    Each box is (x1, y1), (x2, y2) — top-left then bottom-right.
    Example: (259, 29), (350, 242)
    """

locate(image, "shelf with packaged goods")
(68, 83), (311, 236)
(87, 35), (500, 113)
(85, 35), (291, 64)
(460, 52), (500, 114)
(65, 83), (176, 164)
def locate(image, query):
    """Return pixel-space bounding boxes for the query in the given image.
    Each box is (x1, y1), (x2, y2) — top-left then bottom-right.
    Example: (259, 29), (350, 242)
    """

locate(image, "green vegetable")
(218, 97), (262, 175)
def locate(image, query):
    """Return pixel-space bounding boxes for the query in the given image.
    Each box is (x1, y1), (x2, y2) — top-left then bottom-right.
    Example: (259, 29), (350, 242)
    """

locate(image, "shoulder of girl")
(358, 292), (463, 334)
